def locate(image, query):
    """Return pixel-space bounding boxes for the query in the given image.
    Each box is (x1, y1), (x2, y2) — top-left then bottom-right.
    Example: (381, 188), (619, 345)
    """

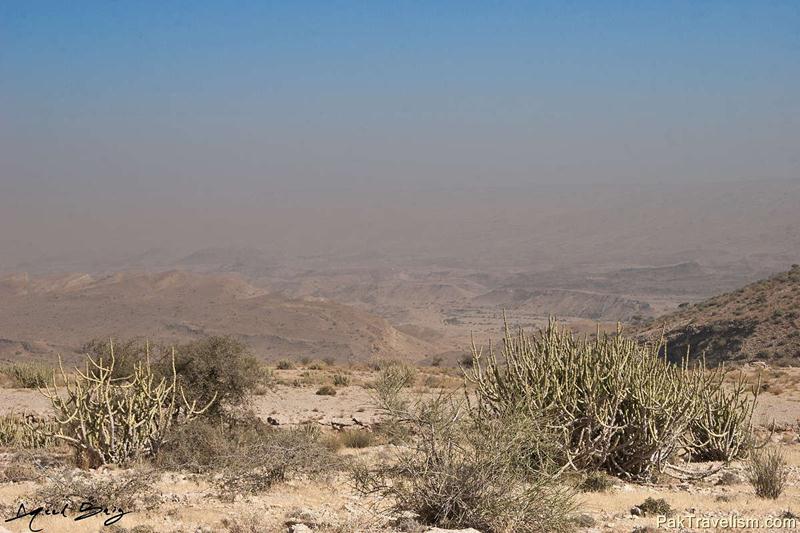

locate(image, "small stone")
(630, 506), (643, 516)
(290, 525), (313, 533)
(573, 513), (597, 527)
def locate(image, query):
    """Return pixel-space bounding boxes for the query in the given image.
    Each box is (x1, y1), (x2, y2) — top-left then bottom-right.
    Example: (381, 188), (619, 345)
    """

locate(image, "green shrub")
(747, 447), (789, 499)
(465, 318), (756, 480)
(637, 497), (673, 516)
(169, 336), (259, 416)
(1, 362), (51, 388)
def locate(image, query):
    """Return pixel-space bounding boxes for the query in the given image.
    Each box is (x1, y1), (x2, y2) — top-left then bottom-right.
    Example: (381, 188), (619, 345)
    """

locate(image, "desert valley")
(3, 3), (800, 531)
(1, 182), (800, 532)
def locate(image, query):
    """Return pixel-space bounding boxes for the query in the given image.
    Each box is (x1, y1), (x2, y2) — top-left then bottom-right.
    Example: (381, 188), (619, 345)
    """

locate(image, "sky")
(1, 1), (799, 264)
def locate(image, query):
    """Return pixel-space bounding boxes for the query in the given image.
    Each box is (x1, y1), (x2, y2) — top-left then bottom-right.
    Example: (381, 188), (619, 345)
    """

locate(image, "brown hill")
(0, 270), (438, 364)
(472, 287), (651, 321)
(637, 265), (800, 365)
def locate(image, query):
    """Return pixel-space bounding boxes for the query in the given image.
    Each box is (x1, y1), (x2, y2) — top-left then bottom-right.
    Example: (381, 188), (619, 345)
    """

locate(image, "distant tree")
(169, 336), (259, 417)
(81, 338), (149, 380)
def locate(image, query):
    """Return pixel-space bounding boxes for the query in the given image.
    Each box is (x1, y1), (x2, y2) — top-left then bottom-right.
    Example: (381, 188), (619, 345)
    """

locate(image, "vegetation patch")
(1, 362), (51, 389)
(747, 447), (789, 499)
(465, 319), (758, 480)
(353, 392), (575, 533)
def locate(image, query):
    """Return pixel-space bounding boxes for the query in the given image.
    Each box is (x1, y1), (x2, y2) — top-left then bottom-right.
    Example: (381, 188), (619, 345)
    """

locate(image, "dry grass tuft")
(746, 447), (789, 499)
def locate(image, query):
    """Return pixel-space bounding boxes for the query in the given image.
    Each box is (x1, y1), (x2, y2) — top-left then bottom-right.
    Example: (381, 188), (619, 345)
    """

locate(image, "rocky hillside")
(637, 265), (800, 365)
(0, 271), (439, 364)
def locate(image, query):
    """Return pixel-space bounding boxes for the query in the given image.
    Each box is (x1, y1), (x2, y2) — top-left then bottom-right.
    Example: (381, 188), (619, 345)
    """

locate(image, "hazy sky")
(1, 2), (799, 265)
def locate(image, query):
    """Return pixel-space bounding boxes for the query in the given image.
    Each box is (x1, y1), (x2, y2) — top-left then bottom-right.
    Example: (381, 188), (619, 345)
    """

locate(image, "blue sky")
(1, 2), (798, 209)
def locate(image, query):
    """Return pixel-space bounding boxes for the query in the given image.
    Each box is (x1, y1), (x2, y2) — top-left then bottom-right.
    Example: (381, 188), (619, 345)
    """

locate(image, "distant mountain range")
(0, 270), (439, 364)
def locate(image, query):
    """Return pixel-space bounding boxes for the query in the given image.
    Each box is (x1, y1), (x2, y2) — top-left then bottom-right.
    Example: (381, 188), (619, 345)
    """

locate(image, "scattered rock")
(285, 508), (326, 529)
(716, 471), (741, 486)
(290, 525), (313, 533)
(573, 513), (597, 527)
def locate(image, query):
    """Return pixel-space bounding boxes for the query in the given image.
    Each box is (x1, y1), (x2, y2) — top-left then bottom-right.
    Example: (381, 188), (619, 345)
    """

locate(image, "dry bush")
(157, 415), (341, 496)
(3, 462), (40, 482)
(338, 430), (373, 449)
(333, 373), (351, 386)
(221, 514), (276, 533)
(372, 362), (417, 414)
(252, 365), (275, 395)
(370, 359), (417, 379)
(106, 526), (157, 533)
(316, 385), (337, 396)
(353, 394), (575, 533)
(578, 471), (614, 492)
(746, 447), (789, 499)
(465, 318), (757, 480)
(0, 448), (71, 483)
(34, 467), (160, 512)
(716, 471), (741, 486)
(276, 359), (295, 370)
(1, 362), (51, 388)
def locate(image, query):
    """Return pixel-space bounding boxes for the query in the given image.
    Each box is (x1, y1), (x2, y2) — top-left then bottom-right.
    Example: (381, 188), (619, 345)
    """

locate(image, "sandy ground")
(3, 377), (797, 426)
(1, 367), (800, 532)
(1, 444), (798, 533)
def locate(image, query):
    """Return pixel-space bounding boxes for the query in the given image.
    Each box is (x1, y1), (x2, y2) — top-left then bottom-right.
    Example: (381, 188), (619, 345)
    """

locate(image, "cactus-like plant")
(464, 318), (757, 480)
(686, 370), (759, 461)
(1, 362), (51, 388)
(37, 342), (215, 467)
(0, 413), (57, 448)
